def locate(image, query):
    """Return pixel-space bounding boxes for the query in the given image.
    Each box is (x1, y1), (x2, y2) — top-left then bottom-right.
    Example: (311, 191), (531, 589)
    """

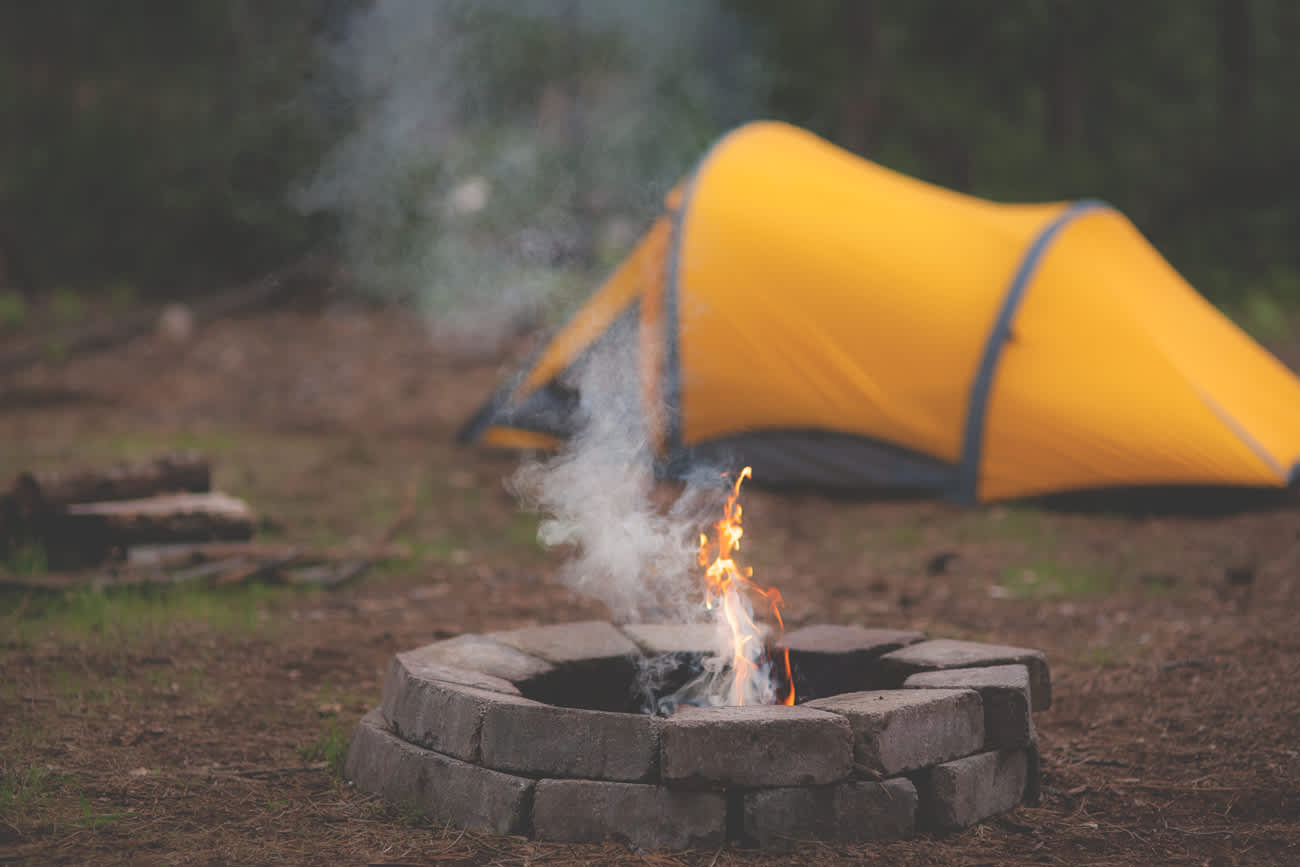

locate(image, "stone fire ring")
(345, 620), (1050, 850)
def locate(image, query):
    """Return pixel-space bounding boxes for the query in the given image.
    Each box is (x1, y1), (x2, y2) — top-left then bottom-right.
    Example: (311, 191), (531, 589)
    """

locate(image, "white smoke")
(509, 323), (785, 712)
(296, 0), (761, 342)
(299, 0), (781, 705)
(510, 321), (724, 623)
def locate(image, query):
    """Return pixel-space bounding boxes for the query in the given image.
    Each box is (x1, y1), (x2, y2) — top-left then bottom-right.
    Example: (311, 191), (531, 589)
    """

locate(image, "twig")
(1158, 657), (1214, 672)
(214, 552), (302, 587)
(374, 481), (419, 553)
(1, 538), (413, 593)
(129, 540), (408, 569)
(291, 481), (419, 588)
(224, 763), (330, 779)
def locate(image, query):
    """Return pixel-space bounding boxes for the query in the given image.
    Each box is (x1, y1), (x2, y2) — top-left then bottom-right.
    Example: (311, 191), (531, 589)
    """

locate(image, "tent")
(459, 120), (1300, 504)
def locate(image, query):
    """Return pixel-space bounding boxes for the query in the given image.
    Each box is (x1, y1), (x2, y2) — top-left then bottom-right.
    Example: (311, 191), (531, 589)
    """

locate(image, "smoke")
(298, 1), (779, 705)
(510, 319), (724, 623)
(296, 0), (761, 342)
(509, 320), (787, 712)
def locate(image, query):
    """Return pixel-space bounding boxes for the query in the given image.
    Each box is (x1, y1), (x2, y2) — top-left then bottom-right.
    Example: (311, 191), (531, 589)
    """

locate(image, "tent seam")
(957, 199), (1109, 503)
(662, 123), (756, 474)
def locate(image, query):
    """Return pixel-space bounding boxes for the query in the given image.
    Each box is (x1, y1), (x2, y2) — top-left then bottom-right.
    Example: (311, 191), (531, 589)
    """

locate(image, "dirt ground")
(1, 300), (1298, 865)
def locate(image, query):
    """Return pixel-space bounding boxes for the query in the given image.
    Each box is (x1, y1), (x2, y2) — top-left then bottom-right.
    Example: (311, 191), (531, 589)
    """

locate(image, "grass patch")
(50, 288), (85, 324)
(71, 795), (125, 831)
(1, 581), (287, 649)
(44, 336), (68, 362)
(0, 290), (27, 328)
(1074, 641), (1141, 669)
(4, 541), (48, 576)
(107, 281), (138, 311)
(297, 718), (350, 777)
(503, 512), (542, 550)
(953, 506), (1053, 546)
(1236, 291), (1290, 343)
(0, 765), (65, 819)
(884, 523), (927, 550)
(90, 430), (243, 460)
(994, 560), (1116, 600)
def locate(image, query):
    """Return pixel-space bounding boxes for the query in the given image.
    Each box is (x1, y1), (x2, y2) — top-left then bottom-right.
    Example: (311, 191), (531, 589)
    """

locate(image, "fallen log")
(60, 492), (255, 550)
(31, 452), (211, 507)
(126, 540), (410, 569)
(0, 543), (411, 593)
(0, 472), (55, 561)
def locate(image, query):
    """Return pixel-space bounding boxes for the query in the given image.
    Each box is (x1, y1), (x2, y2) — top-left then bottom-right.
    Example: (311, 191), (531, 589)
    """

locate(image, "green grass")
(90, 430), (243, 460)
(4, 541), (48, 576)
(1073, 641), (1142, 669)
(503, 512), (543, 550)
(107, 281), (138, 311)
(1, 581), (286, 649)
(71, 795), (125, 831)
(43, 336), (68, 362)
(952, 506), (1053, 546)
(297, 718), (350, 777)
(0, 765), (65, 819)
(0, 290), (27, 328)
(1, 762), (124, 836)
(50, 288), (85, 324)
(995, 560), (1117, 600)
(1237, 291), (1290, 343)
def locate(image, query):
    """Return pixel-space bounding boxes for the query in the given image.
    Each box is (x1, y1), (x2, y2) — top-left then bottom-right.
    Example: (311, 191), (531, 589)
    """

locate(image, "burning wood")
(661, 467), (795, 712)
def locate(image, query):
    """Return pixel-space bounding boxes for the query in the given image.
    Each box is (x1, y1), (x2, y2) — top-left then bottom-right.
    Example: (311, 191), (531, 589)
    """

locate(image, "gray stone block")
(778, 624), (928, 699)
(381, 659), (541, 761)
(533, 779), (726, 849)
(878, 639), (1051, 711)
(390, 647), (523, 694)
(660, 704), (852, 787)
(903, 664), (1033, 749)
(742, 776), (917, 848)
(416, 633), (554, 683)
(919, 749), (1029, 831)
(777, 624), (926, 656)
(1024, 728), (1042, 806)
(620, 622), (762, 656)
(489, 620), (640, 665)
(480, 701), (658, 782)
(806, 689), (984, 776)
(345, 710), (533, 836)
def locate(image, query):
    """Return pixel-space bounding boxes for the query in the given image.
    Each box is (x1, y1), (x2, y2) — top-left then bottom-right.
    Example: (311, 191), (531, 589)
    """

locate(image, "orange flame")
(698, 466), (795, 706)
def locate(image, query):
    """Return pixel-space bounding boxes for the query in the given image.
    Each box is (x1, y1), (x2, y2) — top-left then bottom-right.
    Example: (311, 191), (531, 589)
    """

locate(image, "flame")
(698, 466), (795, 706)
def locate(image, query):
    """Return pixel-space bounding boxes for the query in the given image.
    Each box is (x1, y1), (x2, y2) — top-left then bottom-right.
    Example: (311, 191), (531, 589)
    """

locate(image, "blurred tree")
(0, 0), (336, 294)
(732, 0), (1299, 301)
(0, 0), (1295, 303)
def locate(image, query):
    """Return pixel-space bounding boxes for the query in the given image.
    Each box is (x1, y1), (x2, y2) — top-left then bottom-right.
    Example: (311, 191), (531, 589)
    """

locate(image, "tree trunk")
(1046, 8), (1084, 151)
(836, 0), (881, 157)
(1217, 0), (1252, 146)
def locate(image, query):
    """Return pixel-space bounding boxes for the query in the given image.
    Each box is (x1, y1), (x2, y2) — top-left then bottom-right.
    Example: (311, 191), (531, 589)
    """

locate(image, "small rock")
(157, 303), (194, 343)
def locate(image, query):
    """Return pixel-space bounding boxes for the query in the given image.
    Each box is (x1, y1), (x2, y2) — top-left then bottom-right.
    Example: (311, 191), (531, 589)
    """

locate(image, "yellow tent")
(459, 121), (1300, 503)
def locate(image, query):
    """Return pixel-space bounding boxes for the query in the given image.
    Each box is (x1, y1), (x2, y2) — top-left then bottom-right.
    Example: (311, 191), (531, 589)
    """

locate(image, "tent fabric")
(459, 120), (1300, 503)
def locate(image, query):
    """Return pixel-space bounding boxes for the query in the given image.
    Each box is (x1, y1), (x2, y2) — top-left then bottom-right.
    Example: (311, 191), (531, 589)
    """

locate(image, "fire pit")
(346, 620), (1049, 849)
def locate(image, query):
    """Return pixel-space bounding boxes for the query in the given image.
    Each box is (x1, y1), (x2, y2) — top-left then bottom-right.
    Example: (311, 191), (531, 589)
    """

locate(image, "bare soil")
(1, 304), (1297, 865)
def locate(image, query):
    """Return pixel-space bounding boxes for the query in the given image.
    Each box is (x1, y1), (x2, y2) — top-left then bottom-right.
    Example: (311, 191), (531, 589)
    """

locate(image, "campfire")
(657, 467), (794, 713)
(348, 469), (1051, 849)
